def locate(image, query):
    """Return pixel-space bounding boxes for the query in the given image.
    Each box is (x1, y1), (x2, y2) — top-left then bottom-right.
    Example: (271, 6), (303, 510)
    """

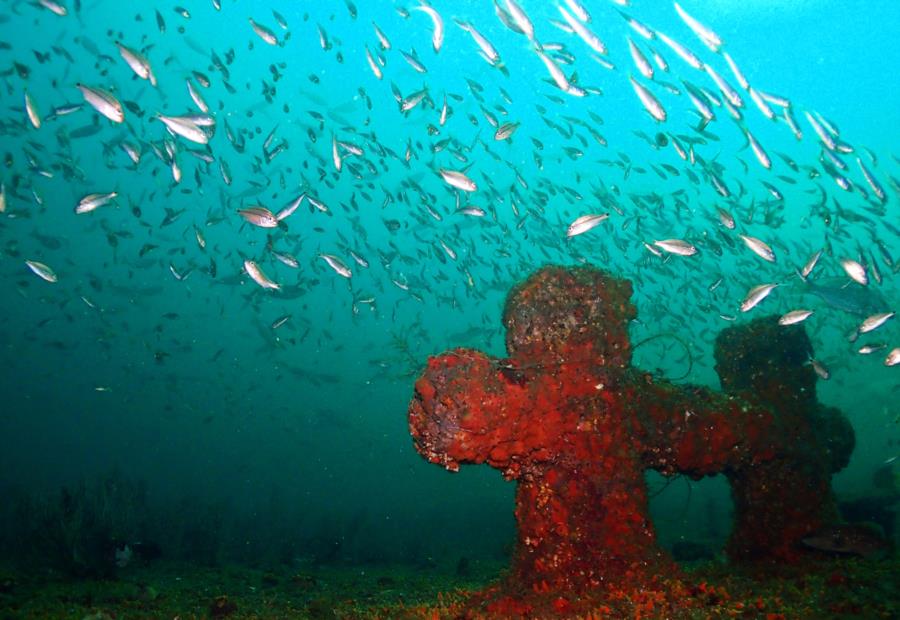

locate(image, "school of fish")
(1, 0), (898, 402)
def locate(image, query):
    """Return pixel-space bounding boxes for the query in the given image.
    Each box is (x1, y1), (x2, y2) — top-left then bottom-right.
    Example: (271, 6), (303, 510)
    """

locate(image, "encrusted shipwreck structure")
(407, 266), (855, 615)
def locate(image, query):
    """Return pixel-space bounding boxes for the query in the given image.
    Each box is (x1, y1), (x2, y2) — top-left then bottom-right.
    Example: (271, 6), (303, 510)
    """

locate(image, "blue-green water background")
(0, 0), (898, 567)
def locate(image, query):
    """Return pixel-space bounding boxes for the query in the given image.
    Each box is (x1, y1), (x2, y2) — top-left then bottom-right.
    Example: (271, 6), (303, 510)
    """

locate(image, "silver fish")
(38, 0), (67, 15)
(319, 254), (352, 278)
(801, 249), (822, 279)
(628, 37), (653, 80)
(653, 238), (696, 256)
(249, 18), (278, 45)
(76, 192), (117, 214)
(859, 312), (894, 334)
(373, 21), (391, 49)
(673, 2), (722, 52)
(116, 42), (156, 87)
(630, 76), (666, 122)
(857, 343), (886, 355)
(778, 309), (813, 326)
(885, 348), (900, 367)
(740, 234), (775, 262)
(276, 194), (305, 221)
(244, 260), (280, 290)
(716, 207), (735, 229)
(157, 114), (209, 145)
(439, 169), (477, 192)
(558, 5), (607, 55)
(25, 91), (41, 129)
(456, 20), (501, 65)
(494, 121), (520, 141)
(238, 206), (279, 228)
(810, 358), (830, 380)
(740, 283), (777, 312)
(413, 4), (443, 53)
(566, 213), (609, 237)
(840, 258), (868, 286)
(76, 84), (124, 123)
(365, 46), (383, 80)
(25, 260), (57, 283)
(504, 0), (535, 41)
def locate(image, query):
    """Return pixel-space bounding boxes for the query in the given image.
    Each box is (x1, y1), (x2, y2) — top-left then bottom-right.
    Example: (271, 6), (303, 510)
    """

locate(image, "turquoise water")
(0, 0), (897, 576)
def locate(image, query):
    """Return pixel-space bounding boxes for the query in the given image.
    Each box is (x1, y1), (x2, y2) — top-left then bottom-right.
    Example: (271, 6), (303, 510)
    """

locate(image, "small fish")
(75, 192), (117, 214)
(116, 42), (156, 87)
(25, 260), (57, 283)
(564, 0), (590, 22)
(412, 3), (444, 53)
(656, 30), (703, 70)
(558, 5), (607, 54)
(536, 49), (571, 93)
(400, 87), (429, 112)
(740, 235), (775, 262)
(457, 206), (485, 217)
(439, 169), (477, 192)
(885, 348), (900, 367)
(24, 91), (41, 129)
(456, 20), (501, 66)
(746, 130), (771, 169)
(840, 258), (868, 286)
(653, 239), (696, 256)
(858, 312), (894, 334)
(630, 76), (666, 122)
(319, 254), (352, 278)
(856, 157), (886, 203)
(810, 358), (830, 380)
(740, 283), (777, 312)
(805, 111), (836, 150)
(238, 206), (279, 228)
(76, 84), (124, 123)
(244, 260), (280, 290)
(39, 0), (68, 15)
(749, 87), (775, 120)
(857, 343), (886, 355)
(365, 46), (382, 80)
(716, 206), (735, 229)
(271, 314), (291, 330)
(373, 21), (391, 50)
(332, 134), (342, 172)
(186, 79), (207, 112)
(156, 114), (209, 144)
(121, 141), (141, 165)
(249, 18), (278, 45)
(0, 183), (6, 213)
(503, 0), (535, 41)
(778, 309), (813, 326)
(566, 213), (609, 237)
(723, 51), (749, 90)
(673, 2), (722, 52)
(494, 121), (520, 141)
(801, 249), (822, 279)
(628, 37), (653, 80)
(276, 194), (304, 221)
(272, 250), (298, 268)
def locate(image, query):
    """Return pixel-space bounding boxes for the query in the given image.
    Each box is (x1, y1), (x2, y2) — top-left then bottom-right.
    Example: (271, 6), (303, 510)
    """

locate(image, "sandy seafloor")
(1, 556), (898, 619)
